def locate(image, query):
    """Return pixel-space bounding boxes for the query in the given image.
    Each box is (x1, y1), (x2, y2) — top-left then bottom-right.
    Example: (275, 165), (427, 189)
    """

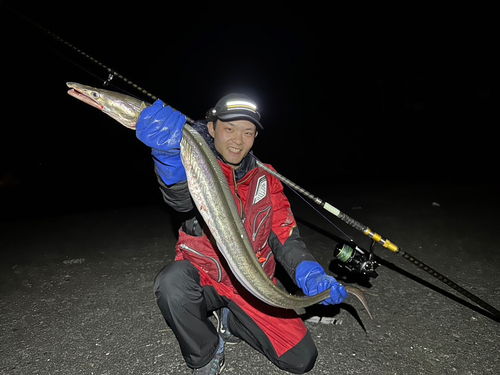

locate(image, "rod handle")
(337, 212), (400, 253)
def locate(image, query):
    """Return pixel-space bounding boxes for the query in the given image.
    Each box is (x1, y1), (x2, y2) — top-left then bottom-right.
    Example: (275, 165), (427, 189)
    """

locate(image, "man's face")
(207, 119), (258, 169)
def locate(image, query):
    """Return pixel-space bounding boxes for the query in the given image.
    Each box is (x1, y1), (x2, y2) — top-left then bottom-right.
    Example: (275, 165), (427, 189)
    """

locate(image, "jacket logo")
(253, 176), (268, 205)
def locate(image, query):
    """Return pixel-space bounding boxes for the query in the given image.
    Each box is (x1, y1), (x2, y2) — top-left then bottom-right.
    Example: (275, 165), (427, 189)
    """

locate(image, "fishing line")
(4, 2), (195, 122)
(250, 155), (354, 242)
(289, 187), (354, 242)
(3, 2), (156, 103)
(14, 20), (107, 86)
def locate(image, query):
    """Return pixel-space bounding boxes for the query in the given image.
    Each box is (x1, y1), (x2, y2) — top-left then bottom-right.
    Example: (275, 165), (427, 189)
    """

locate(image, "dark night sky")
(1, 2), (498, 219)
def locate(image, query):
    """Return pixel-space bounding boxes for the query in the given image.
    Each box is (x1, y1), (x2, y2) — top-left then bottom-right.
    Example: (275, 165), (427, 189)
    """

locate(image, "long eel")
(66, 82), (373, 319)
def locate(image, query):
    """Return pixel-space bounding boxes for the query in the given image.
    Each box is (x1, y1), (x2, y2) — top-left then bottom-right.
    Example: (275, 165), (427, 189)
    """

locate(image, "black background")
(1, 2), (498, 219)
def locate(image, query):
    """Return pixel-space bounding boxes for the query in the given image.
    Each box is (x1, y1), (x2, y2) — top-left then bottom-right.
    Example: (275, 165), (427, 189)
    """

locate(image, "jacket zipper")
(179, 243), (223, 283)
(261, 251), (274, 269)
(232, 171), (244, 217)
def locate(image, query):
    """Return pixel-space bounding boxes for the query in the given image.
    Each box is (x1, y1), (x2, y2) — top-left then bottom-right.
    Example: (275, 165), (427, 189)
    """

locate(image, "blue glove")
(151, 148), (187, 185)
(295, 261), (348, 305)
(136, 100), (187, 185)
(136, 100), (186, 149)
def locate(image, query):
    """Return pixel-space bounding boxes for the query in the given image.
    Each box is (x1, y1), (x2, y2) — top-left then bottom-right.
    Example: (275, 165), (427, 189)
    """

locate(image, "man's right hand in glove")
(136, 100), (187, 185)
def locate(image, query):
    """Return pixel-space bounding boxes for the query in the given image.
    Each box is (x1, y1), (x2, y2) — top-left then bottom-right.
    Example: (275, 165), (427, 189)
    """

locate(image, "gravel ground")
(1, 180), (499, 375)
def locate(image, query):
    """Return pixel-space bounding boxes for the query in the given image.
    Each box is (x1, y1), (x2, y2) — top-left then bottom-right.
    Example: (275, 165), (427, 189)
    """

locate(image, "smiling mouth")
(228, 147), (242, 154)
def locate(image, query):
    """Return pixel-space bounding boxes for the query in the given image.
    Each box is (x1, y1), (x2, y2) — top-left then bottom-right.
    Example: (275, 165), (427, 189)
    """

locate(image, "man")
(136, 93), (348, 374)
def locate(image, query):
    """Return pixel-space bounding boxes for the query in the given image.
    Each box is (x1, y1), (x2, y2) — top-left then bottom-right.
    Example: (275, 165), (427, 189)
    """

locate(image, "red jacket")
(156, 121), (316, 356)
(156, 121), (316, 287)
(175, 160), (296, 291)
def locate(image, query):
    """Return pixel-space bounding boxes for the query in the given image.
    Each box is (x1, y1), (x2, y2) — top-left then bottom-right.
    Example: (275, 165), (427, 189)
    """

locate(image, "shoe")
(192, 336), (226, 374)
(213, 308), (242, 345)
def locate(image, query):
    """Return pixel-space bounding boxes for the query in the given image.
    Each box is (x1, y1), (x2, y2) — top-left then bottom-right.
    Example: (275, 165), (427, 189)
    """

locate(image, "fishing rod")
(254, 161), (500, 319)
(2, 3), (163, 105)
(8, 2), (499, 320)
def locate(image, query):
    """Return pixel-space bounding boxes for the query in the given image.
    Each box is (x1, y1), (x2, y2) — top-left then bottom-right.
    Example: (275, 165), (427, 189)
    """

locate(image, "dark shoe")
(192, 337), (226, 374)
(213, 308), (242, 345)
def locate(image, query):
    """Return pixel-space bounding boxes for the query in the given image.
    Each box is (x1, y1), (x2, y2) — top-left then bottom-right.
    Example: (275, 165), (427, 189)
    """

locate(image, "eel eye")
(91, 92), (99, 99)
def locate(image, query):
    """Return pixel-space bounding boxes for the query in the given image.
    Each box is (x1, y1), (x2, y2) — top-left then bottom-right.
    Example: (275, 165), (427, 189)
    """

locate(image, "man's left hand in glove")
(295, 261), (348, 305)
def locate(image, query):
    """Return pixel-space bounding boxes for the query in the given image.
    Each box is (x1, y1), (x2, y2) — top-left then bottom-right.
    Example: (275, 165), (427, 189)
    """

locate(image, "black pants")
(154, 260), (317, 373)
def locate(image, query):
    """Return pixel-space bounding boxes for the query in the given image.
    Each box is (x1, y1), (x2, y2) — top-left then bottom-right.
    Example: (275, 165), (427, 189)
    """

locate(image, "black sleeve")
(269, 226), (317, 283)
(155, 165), (194, 213)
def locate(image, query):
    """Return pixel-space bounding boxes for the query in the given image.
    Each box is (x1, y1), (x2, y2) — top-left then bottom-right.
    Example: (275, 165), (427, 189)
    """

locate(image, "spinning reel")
(332, 241), (379, 279)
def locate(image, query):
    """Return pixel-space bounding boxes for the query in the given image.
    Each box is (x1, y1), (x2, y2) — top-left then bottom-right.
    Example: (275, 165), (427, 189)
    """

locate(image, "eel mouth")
(66, 82), (104, 110)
